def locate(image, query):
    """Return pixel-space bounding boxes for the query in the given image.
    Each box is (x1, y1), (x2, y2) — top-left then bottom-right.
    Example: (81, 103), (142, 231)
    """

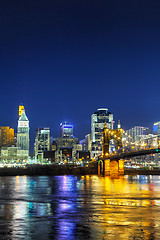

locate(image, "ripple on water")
(0, 175), (160, 239)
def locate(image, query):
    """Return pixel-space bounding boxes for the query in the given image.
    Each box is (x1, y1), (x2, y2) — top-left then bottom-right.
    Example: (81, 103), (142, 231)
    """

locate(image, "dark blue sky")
(0, 0), (160, 150)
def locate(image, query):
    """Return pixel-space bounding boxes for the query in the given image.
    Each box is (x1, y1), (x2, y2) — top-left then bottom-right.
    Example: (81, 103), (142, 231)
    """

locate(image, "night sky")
(0, 0), (160, 151)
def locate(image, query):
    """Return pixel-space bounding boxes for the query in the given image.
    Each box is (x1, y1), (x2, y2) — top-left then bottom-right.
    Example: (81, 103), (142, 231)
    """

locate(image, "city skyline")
(0, 104), (159, 155)
(2, 104), (157, 134)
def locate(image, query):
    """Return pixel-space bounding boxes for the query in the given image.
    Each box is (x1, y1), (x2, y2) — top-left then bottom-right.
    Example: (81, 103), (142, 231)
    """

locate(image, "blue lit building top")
(60, 122), (73, 138)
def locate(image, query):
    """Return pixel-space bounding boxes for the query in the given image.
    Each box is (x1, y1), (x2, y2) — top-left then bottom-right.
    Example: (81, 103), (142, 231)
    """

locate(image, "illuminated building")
(0, 146), (17, 162)
(76, 151), (90, 165)
(0, 127), (14, 148)
(91, 108), (113, 159)
(55, 137), (78, 162)
(60, 122), (73, 138)
(56, 137), (78, 149)
(34, 128), (50, 161)
(51, 140), (57, 151)
(153, 122), (160, 135)
(59, 147), (73, 162)
(79, 139), (86, 150)
(126, 126), (149, 142)
(17, 107), (29, 160)
(55, 122), (79, 163)
(19, 105), (24, 118)
(85, 134), (92, 151)
(43, 151), (55, 162)
(73, 143), (83, 152)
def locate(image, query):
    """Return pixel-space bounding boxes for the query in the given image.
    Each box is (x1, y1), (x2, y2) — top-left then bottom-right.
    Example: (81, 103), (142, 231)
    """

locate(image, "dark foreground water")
(0, 175), (160, 240)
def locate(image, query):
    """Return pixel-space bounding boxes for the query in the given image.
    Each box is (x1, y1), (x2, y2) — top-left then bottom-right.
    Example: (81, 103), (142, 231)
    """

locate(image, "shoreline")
(0, 165), (160, 176)
(0, 165), (97, 176)
(124, 169), (160, 175)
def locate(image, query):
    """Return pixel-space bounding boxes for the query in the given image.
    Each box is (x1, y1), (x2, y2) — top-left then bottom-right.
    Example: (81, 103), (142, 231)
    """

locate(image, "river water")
(0, 175), (160, 240)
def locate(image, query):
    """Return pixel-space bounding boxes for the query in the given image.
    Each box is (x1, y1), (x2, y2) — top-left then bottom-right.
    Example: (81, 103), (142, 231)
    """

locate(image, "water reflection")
(0, 175), (160, 239)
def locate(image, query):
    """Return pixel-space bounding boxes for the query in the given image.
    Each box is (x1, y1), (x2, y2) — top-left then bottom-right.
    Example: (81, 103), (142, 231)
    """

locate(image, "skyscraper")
(0, 127), (14, 148)
(55, 122), (78, 163)
(17, 107), (29, 159)
(34, 128), (50, 161)
(126, 126), (149, 142)
(153, 122), (160, 135)
(91, 108), (113, 159)
(60, 122), (73, 138)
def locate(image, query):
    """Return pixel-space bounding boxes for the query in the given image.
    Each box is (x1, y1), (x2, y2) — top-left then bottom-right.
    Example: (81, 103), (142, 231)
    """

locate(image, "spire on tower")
(104, 122), (107, 129)
(19, 109), (28, 121)
(117, 120), (121, 129)
(19, 105), (24, 118)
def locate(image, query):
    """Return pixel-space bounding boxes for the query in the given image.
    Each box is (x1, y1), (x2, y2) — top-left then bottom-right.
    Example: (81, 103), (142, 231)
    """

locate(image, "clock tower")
(17, 107), (29, 157)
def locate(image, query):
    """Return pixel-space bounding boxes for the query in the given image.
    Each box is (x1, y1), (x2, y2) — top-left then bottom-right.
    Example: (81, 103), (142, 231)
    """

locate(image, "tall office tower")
(126, 126), (149, 142)
(91, 108), (113, 159)
(19, 105), (24, 118)
(85, 134), (92, 151)
(153, 122), (160, 135)
(17, 107), (29, 158)
(60, 122), (73, 138)
(0, 127), (14, 148)
(34, 128), (50, 160)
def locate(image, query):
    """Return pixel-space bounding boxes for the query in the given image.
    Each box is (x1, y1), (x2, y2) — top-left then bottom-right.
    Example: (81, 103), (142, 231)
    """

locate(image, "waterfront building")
(55, 122), (79, 163)
(72, 143), (83, 162)
(139, 134), (158, 149)
(34, 128), (50, 161)
(126, 126), (149, 142)
(0, 127), (14, 148)
(0, 146), (17, 162)
(56, 147), (73, 163)
(91, 108), (113, 159)
(76, 151), (90, 165)
(17, 107), (29, 160)
(43, 151), (56, 162)
(60, 122), (73, 138)
(126, 133), (160, 167)
(153, 122), (160, 135)
(55, 137), (78, 162)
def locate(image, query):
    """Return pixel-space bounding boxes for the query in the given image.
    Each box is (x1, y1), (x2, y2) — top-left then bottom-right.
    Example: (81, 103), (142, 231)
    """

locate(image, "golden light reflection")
(15, 175), (20, 191)
(0, 175), (160, 239)
(83, 175), (160, 240)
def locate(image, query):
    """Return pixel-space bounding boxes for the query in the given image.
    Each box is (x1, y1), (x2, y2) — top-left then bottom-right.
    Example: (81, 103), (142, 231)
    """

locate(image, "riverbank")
(0, 165), (160, 176)
(0, 164), (97, 176)
(124, 168), (160, 175)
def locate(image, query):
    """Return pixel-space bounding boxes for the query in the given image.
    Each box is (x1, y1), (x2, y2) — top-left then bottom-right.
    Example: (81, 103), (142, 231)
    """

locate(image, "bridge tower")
(98, 121), (124, 176)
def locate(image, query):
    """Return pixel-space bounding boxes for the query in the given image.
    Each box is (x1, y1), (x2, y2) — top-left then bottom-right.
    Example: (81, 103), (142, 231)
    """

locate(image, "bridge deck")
(101, 148), (160, 161)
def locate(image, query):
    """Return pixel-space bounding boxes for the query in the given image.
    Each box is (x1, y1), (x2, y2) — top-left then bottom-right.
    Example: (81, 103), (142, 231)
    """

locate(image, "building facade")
(91, 108), (113, 159)
(0, 127), (14, 148)
(34, 128), (50, 161)
(60, 122), (73, 138)
(85, 134), (92, 151)
(55, 122), (80, 163)
(126, 126), (149, 142)
(0, 146), (17, 162)
(17, 108), (29, 160)
(153, 122), (160, 135)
